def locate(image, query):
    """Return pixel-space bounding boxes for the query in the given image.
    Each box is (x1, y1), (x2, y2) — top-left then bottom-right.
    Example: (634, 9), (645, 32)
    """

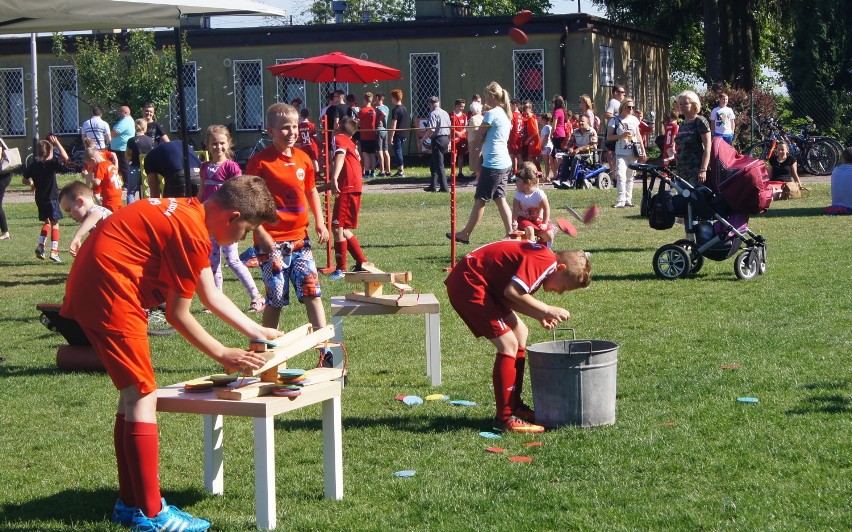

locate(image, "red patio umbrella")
(265, 51), (402, 84)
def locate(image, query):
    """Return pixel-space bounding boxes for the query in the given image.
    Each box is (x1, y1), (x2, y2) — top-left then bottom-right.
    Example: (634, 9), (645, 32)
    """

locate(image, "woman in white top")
(606, 97), (646, 207)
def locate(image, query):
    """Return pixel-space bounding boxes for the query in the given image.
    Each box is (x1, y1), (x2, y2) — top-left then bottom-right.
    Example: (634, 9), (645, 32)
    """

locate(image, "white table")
(330, 294), (441, 386)
(156, 379), (343, 530)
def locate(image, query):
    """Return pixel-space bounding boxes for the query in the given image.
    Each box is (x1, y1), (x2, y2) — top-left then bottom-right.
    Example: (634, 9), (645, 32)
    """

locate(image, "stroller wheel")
(653, 244), (692, 280)
(734, 249), (760, 280)
(597, 174), (612, 190)
(674, 239), (704, 275)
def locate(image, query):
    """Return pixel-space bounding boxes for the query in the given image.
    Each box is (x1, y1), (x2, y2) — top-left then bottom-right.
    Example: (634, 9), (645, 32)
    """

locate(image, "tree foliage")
(303, 0), (551, 24)
(52, 30), (189, 119)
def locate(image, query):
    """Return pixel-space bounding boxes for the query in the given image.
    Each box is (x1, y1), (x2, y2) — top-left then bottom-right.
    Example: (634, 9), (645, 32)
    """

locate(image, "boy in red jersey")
(60, 175), (280, 531)
(82, 147), (123, 214)
(451, 98), (469, 179)
(327, 117), (370, 279)
(444, 241), (591, 433)
(247, 103), (333, 363)
(297, 108), (320, 175)
(508, 99), (525, 179)
(662, 108), (680, 167)
(357, 92), (378, 178)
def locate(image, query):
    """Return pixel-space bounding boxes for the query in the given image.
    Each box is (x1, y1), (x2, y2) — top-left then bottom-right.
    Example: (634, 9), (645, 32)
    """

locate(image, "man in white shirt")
(604, 85), (626, 187)
(80, 106), (111, 149)
(709, 92), (736, 145)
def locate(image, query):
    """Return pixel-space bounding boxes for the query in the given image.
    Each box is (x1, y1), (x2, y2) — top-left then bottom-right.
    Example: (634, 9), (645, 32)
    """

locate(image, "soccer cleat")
(35, 247), (45, 260)
(351, 261), (374, 272)
(111, 498), (136, 527)
(494, 415), (545, 434)
(392, 171), (405, 177)
(49, 252), (62, 263)
(130, 499), (210, 532)
(514, 404), (536, 423)
(328, 269), (346, 280)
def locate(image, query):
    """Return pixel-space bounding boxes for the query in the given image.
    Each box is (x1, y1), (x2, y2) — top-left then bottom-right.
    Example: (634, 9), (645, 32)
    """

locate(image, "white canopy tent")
(0, 0), (286, 186)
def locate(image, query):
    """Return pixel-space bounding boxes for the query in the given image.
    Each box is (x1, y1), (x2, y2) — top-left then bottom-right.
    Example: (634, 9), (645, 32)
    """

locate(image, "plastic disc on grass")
(394, 394), (406, 401)
(486, 447), (506, 453)
(523, 441), (543, 447)
(508, 27), (529, 45)
(402, 395), (424, 406)
(737, 397), (759, 403)
(451, 400), (476, 407)
(556, 217), (577, 237)
(512, 9), (533, 26)
(508, 456), (533, 463)
(479, 431), (502, 439)
(721, 364), (740, 370)
(394, 470), (416, 478)
(425, 393), (449, 401)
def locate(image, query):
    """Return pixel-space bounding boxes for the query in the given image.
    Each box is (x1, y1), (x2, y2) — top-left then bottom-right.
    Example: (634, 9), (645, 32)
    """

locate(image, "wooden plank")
(214, 368), (345, 401)
(252, 324), (336, 376)
(391, 282), (413, 292)
(343, 271), (412, 284)
(345, 292), (419, 307)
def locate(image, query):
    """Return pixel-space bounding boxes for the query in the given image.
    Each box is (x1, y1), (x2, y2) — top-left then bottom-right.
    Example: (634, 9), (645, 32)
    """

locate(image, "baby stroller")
(552, 150), (611, 190)
(631, 158), (769, 280)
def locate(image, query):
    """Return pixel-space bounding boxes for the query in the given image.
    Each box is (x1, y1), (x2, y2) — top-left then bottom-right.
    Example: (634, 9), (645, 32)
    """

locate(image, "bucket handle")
(552, 327), (577, 341)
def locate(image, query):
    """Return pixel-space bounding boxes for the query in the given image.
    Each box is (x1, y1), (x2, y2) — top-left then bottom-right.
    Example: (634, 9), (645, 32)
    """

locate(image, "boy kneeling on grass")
(444, 240), (591, 433)
(60, 175), (282, 531)
(58, 180), (113, 257)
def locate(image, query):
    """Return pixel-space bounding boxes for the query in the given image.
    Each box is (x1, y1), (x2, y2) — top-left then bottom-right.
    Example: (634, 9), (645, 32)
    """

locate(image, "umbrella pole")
(319, 113), (335, 274)
(446, 127), (458, 271)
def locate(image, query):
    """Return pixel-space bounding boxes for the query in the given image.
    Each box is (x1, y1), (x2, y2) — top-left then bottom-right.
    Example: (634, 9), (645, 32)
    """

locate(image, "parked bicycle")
(235, 127), (273, 171)
(745, 117), (840, 175)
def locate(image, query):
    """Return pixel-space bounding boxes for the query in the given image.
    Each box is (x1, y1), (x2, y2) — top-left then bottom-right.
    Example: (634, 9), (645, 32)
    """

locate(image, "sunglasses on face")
(625, 105), (635, 108)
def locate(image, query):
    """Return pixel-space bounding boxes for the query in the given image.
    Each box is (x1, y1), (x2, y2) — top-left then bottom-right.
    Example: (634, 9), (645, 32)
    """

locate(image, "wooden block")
(345, 292), (419, 307)
(252, 324), (336, 376)
(364, 281), (383, 297)
(343, 271), (412, 284)
(391, 282), (413, 292)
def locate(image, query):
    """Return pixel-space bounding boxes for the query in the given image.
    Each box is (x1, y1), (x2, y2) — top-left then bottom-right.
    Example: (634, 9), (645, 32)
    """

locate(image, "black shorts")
(37, 199), (63, 222)
(360, 140), (377, 154)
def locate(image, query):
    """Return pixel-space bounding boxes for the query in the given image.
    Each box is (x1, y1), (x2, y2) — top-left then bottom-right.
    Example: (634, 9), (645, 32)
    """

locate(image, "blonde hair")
(555, 250), (592, 288)
(58, 180), (94, 204)
(677, 90), (702, 113)
(205, 124), (234, 159)
(485, 81), (511, 117)
(517, 161), (540, 187)
(134, 118), (148, 134)
(579, 94), (594, 112)
(265, 103), (298, 128)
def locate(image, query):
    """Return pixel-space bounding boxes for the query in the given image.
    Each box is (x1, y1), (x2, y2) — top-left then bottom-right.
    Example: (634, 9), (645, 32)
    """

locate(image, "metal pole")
(175, 25), (192, 195)
(30, 33), (39, 154)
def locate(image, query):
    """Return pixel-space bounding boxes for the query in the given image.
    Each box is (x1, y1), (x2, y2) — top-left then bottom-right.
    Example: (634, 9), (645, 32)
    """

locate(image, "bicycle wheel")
(821, 137), (845, 160)
(804, 141), (837, 175)
(745, 141), (773, 160)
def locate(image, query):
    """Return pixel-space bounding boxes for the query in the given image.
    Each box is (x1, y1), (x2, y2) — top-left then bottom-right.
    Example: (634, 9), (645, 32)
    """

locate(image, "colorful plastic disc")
(402, 395), (424, 406)
(523, 441), (543, 447)
(508, 456), (533, 463)
(394, 470), (416, 477)
(479, 431), (502, 439)
(278, 369), (305, 378)
(737, 397), (759, 403)
(486, 447), (506, 453)
(450, 400), (476, 407)
(425, 393), (449, 401)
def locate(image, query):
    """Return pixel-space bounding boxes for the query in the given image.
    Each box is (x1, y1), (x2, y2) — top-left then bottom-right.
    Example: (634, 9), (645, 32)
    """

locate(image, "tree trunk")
(720, 0), (755, 90)
(703, 0), (723, 86)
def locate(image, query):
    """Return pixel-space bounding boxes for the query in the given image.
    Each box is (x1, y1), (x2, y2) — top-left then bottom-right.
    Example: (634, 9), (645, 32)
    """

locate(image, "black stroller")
(631, 162), (768, 280)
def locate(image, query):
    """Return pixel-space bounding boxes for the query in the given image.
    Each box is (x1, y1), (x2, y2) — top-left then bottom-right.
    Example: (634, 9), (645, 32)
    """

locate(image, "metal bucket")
(527, 329), (618, 428)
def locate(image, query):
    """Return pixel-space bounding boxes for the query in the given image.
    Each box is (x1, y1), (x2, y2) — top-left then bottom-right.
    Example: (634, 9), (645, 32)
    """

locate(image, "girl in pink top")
(551, 95), (567, 151)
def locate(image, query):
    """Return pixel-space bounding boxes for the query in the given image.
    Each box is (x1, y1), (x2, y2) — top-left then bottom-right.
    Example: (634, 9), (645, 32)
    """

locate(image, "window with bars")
(627, 58), (639, 107)
(409, 53), (440, 120)
(234, 60), (264, 131)
(599, 46), (614, 88)
(0, 68), (25, 136)
(513, 49), (545, 114)
(49, 66), (79, 135)
(646, 73), (656, 116)
(275, 59), (307, 106)
(169, 61), (199, 131)
(318, 81), (349, 107)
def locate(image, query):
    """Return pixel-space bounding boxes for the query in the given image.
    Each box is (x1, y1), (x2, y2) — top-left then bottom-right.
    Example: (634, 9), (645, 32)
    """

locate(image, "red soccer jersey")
(297, 121), (318, 158)
(357, 107), (377, 141)
(247, 145), (316, 243)
(664, 121), (679, 158)
(61, 198), (211, 334)
(524, 114), (541, 157)
(95, 160), (123, 214)
(334, 134), (363, 193)
(444, 239), (557, 308)
(452, 111), (468, 141)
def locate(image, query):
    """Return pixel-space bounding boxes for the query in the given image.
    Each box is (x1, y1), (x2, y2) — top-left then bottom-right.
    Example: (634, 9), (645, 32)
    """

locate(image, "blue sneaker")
(111, 498), (135, 527)
(130, 499), (210, 532)
(35, 247), (45, 260)
(328, 269), (345, 280)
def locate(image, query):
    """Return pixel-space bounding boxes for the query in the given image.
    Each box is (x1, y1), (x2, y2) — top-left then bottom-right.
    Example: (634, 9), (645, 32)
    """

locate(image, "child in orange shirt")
(247, 103), (333, 365)
(522, 101), (542, 170)
(60, 175), (281, 531)
(444, 242), (591, 433)
(328, 117), (370, 279)
(83, 147), (123, 214)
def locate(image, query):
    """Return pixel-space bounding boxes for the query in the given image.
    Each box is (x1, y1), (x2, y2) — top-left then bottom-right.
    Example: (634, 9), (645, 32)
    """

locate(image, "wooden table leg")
(253, 416), (276, 530)
(331, 314), (344, 369)
(322, 395), (343, 500)
(425, 312), (442, 386)
(203, 414), (224, 495)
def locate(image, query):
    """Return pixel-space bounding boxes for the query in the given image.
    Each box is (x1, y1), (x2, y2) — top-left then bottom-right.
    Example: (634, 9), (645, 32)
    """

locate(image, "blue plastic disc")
(479, 431), (502, 439)
(450, 400), (476, 407)
(402, 395), (424, 406)
(737, 397), (759, 403)
(394, 470), (416, 477)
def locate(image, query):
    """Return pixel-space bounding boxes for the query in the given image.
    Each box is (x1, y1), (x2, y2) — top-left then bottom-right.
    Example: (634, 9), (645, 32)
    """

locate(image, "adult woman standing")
(0, 136), (13, 240)
(467, 100), (486, 180)
(551, 95), (567, 152)
(606, 97), (646, 207)
(674, 90), (711, 185)
(449, 81), (513, 244)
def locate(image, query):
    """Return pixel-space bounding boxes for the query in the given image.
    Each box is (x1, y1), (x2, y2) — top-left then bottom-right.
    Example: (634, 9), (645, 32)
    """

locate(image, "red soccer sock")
(38, 223), (50, 248)
(512, 347), (527, 409)
(51, 227), (60, 252)
(492, 352), (517, 424)
(334, 240), (348, 271)
(123, 421), (162, 518)
(113, 413), (135, 506)
(346, 235), (367, 265)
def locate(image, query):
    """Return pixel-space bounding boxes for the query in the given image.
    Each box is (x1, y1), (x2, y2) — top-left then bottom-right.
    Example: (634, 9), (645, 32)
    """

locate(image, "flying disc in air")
(512, 9), (533, 26)
(508, 27), (529, 45)
(583, 204), (600, 225)
(556, 217), (577, 237)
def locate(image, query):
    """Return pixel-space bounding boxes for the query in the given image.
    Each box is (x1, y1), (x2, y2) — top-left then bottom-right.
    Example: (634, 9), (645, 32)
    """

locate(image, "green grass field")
(0, 177), (849, 531)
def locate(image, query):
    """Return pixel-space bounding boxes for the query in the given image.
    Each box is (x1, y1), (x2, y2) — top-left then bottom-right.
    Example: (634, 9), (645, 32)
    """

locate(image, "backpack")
(605, 116), (621, 152)
(648, 180), (676, 230)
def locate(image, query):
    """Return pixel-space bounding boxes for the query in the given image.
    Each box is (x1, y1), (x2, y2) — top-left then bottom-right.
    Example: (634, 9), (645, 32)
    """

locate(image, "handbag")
(0, 139), (22, 174)
(605, 116), (621, 152)
(781, 181), (801, 200)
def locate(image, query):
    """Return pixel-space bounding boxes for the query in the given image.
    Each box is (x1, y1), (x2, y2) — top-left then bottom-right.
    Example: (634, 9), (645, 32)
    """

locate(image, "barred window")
(409, 52), (440, 120)
(169, 61), (199, 131)
(234, 60), (264, 131)
(0, 68), (25, 136)
(49, 66), (78, 135)
(275, 59), (307, 106)
(318, 82), (349, 108)
(599, 46), (614, 87)
(513, 49), (545, 114)
(627, 59), (639, 107)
